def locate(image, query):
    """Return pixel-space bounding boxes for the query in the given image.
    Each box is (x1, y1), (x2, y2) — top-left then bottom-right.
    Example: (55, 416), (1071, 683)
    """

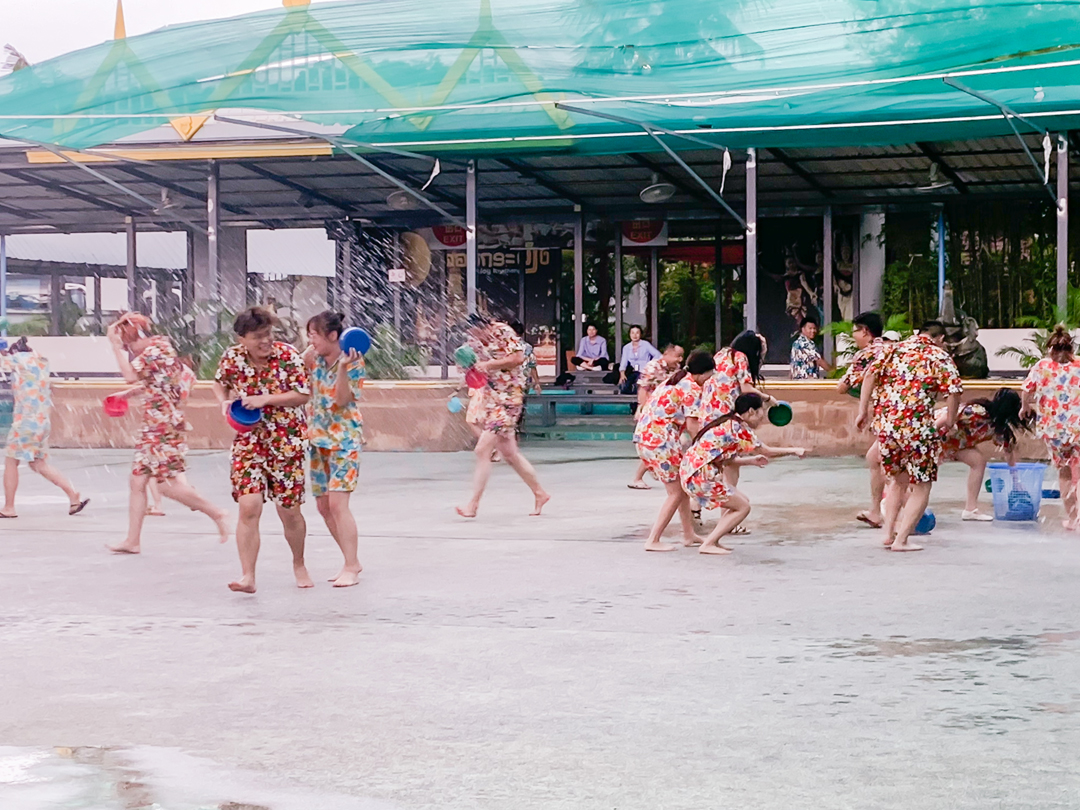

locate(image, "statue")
(939, 282), (989, 378)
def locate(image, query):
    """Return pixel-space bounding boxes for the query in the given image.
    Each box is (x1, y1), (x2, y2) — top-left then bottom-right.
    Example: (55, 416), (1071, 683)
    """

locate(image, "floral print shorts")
(637, 440), (683, 484)
(133, 427), (187, 482)
(5, 417), (48, 463)
(230, 435), (307, 509)
(310, 445), (360, 498)
(1044, 439), (1080, 470)
(879, 435), (940, 484)
(681, 464), (731, 511)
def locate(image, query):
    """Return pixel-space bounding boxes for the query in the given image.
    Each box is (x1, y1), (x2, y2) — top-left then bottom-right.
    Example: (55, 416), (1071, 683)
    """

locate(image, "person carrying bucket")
(302, 310), (365, 588)
(1020, 324), (1080, 530)
(214, 306), (311, 593)
(104, 313), (229, 554)
(455, 315), (549, 519)
(681, 393), (806, 555)
(856, 321), (963, 552)
(0, 337), (88, 519)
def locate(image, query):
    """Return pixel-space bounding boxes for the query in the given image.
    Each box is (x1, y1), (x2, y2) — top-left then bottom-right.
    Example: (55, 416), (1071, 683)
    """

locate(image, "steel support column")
(649, 247), (659, 343)
(746, 148), (758, 332)
(94, 274), (103, 334)
(466, 160), (477, 316)
(207, 161), (221, 320)
(714, 221), (723, 349)
(126, 216), (137, 312)
(0, 235), (6, 336)
(574, 212), (584, 348)
(1058, 135), (1069, 314)
(614, 222), (623, 348)
(823, 207), (834, 361)
(937, 208), (947, 311)
(49, 272), (61, 335)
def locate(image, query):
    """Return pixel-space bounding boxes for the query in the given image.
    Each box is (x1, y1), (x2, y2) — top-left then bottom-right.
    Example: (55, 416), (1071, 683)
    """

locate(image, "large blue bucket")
(987, 462), (1046, 521)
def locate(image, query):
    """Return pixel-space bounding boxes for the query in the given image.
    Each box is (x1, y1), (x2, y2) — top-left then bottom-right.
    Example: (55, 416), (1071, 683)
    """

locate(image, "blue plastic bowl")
(339, 327), (372, 355)
(229, 399), (263, 427)
(914, 510), (936, 535)
(447, 396), (464, 414)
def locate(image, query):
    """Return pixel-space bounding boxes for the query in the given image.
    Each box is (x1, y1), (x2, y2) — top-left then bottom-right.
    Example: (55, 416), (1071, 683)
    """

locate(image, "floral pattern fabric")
(1, 351), (51, 462)
(470, 322), (527, 434)
(938, 403), (997, 459)
(638, 357), (672, 391)
(680, 419), (761, 510)
(310, 445), (360, 497)
(215, 342), (309, 507)
(308, 354), (364, 451)
(868, 334), (963, 483)
(701, 348), (752, 421)
(789, 334), (822, 379)
(839, 338), (888, 392)
(633, 377), (703, 483)
(130, 336), (188, 482)
(1021, 357), (1080, 446)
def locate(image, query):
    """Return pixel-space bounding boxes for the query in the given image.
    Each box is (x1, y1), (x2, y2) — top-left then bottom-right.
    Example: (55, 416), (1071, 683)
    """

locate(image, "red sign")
(431, 225), (468, 249)
(621, 219), (668, 247)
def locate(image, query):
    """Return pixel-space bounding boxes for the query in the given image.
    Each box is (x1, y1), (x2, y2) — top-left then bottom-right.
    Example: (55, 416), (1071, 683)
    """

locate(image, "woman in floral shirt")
(701, 330), (773, 422)
(105, 313), (228, 554)
(627, 343), (683, 490)
(681, 393), (806, 555)
(634, 350), (714, 552)
(214, 306), (311, 594)
(456, 317), (549, 519)
(0, 338), (87, 519)
(1021, 325), (1080, 529)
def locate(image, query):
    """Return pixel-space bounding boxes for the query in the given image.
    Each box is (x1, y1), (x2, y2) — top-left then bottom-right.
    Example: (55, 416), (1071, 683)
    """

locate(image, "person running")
(104, 313), (229, 554)
(214, 306), (312, 593)
(937, 388), (1028, 521)
(0, 337), (88, 518)
(790, 317), (830, 379)
(1020, 325), (1080, 530)
(628, 343), (684, 490)
(836, 311), (889, 528)
(635, 349), (715, 552)
(681, 393), (806, 555)
(303, 311), (365, 588)
(856, 321), (962, 552)
(456, 316), (549, 518)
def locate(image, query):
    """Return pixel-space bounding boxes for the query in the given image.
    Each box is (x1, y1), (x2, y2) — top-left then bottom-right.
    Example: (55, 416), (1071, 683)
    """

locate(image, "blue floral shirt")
(790, 334), (822, 379)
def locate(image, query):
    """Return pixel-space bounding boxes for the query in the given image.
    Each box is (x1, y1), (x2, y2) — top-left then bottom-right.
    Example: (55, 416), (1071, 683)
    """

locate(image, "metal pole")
(93, 273), (103, 334)
(393, 232), (402, 335)
(574, 212), (584, 348)
(439, 251), (448, 380)
(126, 216), (137, 312)
(649, 246), (659, 343)
(1058, 134), (1069, 315)
(50, 272), (61, 335)
(745, 148), (758, 332)
(342, 237), (354, 325)
(714, 220), (723, 350)
(823, 206), (834, 362)
(614, 222), (623, 350)
(207, 161), (220, 324)
(937, 208), (946, 312)
(0, 234), (6, 336)
(466, 160), (478, 316)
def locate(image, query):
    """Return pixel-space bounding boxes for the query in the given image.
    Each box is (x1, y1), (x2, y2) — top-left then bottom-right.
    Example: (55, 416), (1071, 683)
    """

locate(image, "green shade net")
(1, 0), (1079, 153)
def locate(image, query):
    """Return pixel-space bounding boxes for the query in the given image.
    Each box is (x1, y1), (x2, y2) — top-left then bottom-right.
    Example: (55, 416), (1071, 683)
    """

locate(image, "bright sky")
(3, 0), (289, 64)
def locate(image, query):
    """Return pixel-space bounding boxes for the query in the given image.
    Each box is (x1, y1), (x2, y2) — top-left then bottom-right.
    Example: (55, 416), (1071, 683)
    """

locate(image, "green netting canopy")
(1, 0), (1080, 153)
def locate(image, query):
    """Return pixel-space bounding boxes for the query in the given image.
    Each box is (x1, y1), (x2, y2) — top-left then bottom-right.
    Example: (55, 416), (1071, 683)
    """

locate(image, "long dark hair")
(971, 388), (1030, 449)
(664, 349), (714, 387)
(693, 392), (765, 443)
(729, 330), (764, 383)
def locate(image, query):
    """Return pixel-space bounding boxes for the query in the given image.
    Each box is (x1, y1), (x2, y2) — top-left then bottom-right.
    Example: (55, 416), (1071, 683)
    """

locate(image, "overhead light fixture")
(639, 172), (676, 204)
(386, 189), (417, 210)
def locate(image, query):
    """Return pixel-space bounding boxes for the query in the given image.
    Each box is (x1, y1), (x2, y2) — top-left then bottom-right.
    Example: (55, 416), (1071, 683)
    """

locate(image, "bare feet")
(212, 512), (232, 544)
(889, 541), (923, 552)
(683, 535), (706, 547)
(455, 505), (477, 518)
(530, 491), (551, 516)
(107, 540), (140, 554)
(294, 565), (315, 589)
(699, 544), (733, 555)
(331, 567), (362, 588)
(644, 541), (678, 552)
(328, 563), (363, 583)
(228, 576), (256, 594)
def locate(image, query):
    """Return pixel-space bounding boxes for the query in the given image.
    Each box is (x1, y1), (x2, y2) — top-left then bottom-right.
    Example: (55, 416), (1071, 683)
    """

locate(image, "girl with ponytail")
(634, 349), (715, 551)
(1021, 324), (1080, 529)
(700, 330), (775, 422)
(937, 388), (1031, 521)
(680, 393), (807, 555)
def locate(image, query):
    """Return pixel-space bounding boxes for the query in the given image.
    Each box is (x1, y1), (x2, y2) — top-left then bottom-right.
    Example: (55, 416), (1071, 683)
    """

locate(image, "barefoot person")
(628, 343), (684, 490)
(214, 306), (312, 593)
(681, 393), (806, 555)
(456, 316), (550, 518)
(635, 349), (715, 551)
(937, 388), (1028, 521)
(836, 312), (889, 528)
(0, 337), (88, 518)
(1020, 325), (1080, 530)
(104, 313), (229, 554)
(303, 311), (364, 588)
(856, 321), (962, 552)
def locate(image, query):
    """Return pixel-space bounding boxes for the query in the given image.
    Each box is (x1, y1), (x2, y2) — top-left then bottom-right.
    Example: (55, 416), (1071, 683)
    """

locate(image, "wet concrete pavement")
(1, 446), (1078, 809)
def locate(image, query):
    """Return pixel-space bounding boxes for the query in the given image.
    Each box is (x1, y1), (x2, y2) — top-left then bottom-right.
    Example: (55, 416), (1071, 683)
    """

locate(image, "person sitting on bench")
(571, 324), (611, 370)
(614, 325), (661, 393)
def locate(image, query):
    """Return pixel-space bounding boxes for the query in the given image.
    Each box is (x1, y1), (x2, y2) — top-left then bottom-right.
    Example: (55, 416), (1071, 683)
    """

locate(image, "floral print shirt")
(0, 351), (51, 426)
(1022, 357), (1080, 444)
(938, 402), (998, 455)
(131, 336), (186, 433)
(839, 338), (888, 392)
(471, 322), (527, 396)
(638, 357), (673, 390)
(790, 334), (822, 379)
(682, 418), (761, 477)
(701, 348), (752, 420)
(308, 353), (365, 451)
(868, 334), (963, 444)
(633, 376), (702, 449)
(215, 341), (309, 443)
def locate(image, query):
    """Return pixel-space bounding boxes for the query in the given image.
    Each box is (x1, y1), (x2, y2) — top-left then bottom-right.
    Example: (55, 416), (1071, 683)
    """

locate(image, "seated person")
(614, 324), (662, 393)
(572, 324), (611, 370)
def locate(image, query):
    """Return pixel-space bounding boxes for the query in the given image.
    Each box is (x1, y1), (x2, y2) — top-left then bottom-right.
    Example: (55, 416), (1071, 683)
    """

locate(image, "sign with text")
(621, 219), (668, 247)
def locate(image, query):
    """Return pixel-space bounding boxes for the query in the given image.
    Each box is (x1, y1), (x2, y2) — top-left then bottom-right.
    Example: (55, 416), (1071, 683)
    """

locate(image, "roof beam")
(236, 162), (357, 214)
(915, 142), (969, 194)
(0, 168), (136, 217)
(495, 158), (583, 207)
(766, 148), (835, 199)
(110, 165), (257, 217)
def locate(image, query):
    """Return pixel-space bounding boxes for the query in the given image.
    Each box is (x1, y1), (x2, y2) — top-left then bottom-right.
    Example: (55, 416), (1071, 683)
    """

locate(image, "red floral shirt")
(1022, 357), (1080, 444)
(681, 418), (761, 477)
(701, 348), (752, 420)
(633, 376), (702, 449)
(131, 336), (186, 433)
(868, 334), (963, 444)
(215, 342), (309, 443)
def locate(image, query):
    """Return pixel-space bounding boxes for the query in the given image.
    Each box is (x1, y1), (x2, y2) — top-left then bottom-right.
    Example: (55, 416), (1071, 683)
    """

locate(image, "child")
(681, 393), (806, 555)
(634, 349), (715, 552)
(937, 388), (1028, 521)
(1021, 325), (1080, 529)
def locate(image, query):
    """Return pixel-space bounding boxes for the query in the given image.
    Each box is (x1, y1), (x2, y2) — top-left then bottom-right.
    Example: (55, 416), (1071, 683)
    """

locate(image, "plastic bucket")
(454, 344), (477, 369)
(339, 327), (372, 355)
(465, 367), (488, 390)
(987, 462), (1045, 521)
(103, 395), (129, 417)
(768, 400), (793, 427)
(228, 400), (262, 433)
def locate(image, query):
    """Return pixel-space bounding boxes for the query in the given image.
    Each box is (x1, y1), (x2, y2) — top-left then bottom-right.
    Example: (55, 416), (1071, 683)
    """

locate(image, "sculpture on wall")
(939, 282), (989, 378)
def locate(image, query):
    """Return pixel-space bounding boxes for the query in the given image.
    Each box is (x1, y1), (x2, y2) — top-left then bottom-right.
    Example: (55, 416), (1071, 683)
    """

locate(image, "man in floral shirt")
(837, 311), (889, 528)
(857, 321), (962, 552)
(214, 306), (311, 594)
(789, 318), (829, 379)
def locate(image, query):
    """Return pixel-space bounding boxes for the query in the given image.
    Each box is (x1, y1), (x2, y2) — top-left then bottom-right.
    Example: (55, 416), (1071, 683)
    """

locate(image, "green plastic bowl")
(454, 344), (477, 369)
(847, 385), (861, 399)
(768, 400), (793, 427)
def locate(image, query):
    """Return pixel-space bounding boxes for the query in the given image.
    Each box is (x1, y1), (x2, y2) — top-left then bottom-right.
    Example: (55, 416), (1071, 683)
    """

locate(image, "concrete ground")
(1, 446), (1079, 809)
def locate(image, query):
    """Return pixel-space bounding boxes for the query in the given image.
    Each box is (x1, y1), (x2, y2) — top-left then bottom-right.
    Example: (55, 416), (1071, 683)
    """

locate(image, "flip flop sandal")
(627, 482), (651, 490)
(69, 498), (90, 516)
(730, 525), (751, 535)
(0, 513), (17, 519)
(856, 512), (883, 529)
